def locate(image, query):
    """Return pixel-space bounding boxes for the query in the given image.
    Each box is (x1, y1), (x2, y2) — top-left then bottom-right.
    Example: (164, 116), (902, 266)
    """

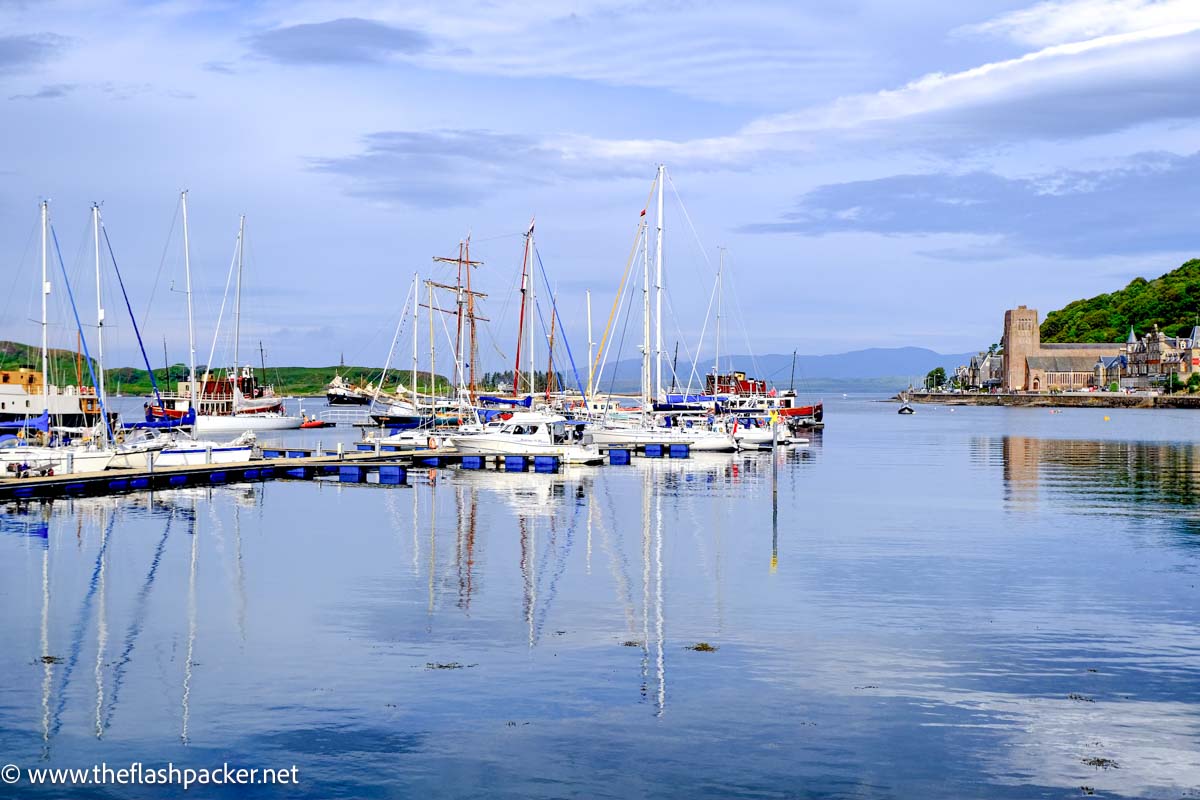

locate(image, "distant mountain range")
(594, 347), (973, 393)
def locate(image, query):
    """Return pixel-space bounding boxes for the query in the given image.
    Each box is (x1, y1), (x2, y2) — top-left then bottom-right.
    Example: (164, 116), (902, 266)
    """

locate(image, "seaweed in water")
(685, 642), (718, 652)
(621, 640), (643, 648)
(1082, 757), (1119, 770)
(38, 655), (63, 665)
(425, 662), (475, 670)
(1068, 693), (1095, 702)
(1080, 787), (1094, 795)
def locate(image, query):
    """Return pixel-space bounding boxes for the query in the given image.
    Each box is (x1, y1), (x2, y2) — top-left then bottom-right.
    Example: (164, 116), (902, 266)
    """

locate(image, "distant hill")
(0, 340), (99, 384)
(594, 347), (974, 393)
(1042, 258), (1200, 343)
(1, 339), (968, 395)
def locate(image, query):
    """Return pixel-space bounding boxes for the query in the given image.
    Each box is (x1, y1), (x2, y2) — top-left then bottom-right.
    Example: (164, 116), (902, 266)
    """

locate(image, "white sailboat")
(590, 166), (736, 453)
(1, 201), (117, 474)
(184, 206), (300, 434)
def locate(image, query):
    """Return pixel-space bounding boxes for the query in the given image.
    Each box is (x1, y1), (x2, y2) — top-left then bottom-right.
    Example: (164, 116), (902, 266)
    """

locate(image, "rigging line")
(142, 199), (180, 325)
(678, 271), (721, 397)
(596, 226), (643, 398)
(665, 171), (716, 276)
(7, 211), (40, 351)
(725, 263), (762, 380)
(203, 230), (242, 381)
(103, 223), (163, 404)
(603, 249), (641, 402)
(593, 176), (658, 385)
(371, 281), (415, 411)
(50, 225), (115, 441)
(660, 290), (701, 396)
(533, 247), (586, 398)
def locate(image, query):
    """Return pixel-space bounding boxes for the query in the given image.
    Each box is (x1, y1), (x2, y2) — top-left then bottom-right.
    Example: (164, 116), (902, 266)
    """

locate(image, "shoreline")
(901, 391), (1200, 409)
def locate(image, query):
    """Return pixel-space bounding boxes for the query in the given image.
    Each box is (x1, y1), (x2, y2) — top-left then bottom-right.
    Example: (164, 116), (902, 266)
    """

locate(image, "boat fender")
(427, 437), (439, 450)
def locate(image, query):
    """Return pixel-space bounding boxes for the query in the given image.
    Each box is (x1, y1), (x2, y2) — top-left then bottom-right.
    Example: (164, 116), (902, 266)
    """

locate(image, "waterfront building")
(1001, 306), (1125, 391)
(1120, 324), (1200, 389)
(963, 351), (1003, 389)
(974, 307), (1200, 392)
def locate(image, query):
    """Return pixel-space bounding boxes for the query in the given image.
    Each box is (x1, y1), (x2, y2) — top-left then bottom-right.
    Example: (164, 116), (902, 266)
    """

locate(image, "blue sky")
(2, 0), (1199, 373)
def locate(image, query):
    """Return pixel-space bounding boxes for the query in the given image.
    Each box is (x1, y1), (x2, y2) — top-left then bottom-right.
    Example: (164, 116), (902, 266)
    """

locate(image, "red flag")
(639, 208), (646, 217)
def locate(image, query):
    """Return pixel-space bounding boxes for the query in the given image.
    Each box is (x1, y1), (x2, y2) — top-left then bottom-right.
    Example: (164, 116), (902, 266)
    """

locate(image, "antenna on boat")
(789, 349), (797, 392)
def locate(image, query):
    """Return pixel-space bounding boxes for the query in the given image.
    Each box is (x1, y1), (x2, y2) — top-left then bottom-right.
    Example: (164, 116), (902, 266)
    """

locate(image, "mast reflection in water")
(1, 400), (1198, 799)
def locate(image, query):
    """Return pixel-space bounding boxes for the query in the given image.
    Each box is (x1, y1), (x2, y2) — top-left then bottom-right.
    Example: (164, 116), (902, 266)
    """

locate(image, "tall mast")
(528, 226), (536, 396)
(454, 241), (465, 387)
(40, 200), (49, 414)
(654, 164), (665, 401)
(181, 190), (197, 410)
(93, 203), (107, 441)
(234, 214), (245, 377)
(641, 220), (651, 408)
(586, 289), (594, 403)
(411, 272), (419, 409)
(513, 219), (533, 396)
(545, 289), (557, 399)
(715, 246), (723, 387)
(428, 281), (436, 398)
(465, 237), (478, 399)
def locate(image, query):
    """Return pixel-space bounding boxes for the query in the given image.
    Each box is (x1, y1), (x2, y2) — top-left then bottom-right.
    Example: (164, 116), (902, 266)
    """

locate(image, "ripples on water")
(0, 398), (1198, 799)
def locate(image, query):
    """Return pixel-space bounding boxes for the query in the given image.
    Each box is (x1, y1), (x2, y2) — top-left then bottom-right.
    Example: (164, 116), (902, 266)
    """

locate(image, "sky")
(2, 0), (1199, 376)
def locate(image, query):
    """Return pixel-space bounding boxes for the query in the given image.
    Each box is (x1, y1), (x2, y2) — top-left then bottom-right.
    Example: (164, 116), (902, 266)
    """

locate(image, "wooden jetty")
(0, 441), (691, 502)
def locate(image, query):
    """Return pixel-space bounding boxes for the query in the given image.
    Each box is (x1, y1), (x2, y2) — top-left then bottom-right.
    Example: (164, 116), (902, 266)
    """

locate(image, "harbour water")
(1, 397), (1198, 798)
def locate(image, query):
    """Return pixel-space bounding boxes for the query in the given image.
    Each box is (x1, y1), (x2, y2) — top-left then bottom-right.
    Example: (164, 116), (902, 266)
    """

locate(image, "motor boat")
(448, 412), (604, 465)
(588, 420), (737, 452)
(153, 431), (257, 467)
(0, 438), (115, 475)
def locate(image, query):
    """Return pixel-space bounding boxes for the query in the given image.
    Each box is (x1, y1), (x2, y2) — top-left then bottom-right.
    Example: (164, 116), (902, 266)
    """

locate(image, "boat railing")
(319, 409), (371, 423)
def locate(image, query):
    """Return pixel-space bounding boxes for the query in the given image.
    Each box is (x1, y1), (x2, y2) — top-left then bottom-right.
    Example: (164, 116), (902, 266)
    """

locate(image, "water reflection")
(1, 420), (1197, 799)
(1002, 434), (1200, 525)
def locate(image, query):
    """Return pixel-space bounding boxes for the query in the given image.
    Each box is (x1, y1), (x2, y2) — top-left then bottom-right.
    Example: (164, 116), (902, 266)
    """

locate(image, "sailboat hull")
(194, 414), (302, 433)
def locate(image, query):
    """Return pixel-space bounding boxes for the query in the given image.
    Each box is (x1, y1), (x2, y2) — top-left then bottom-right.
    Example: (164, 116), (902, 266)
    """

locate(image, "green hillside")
(0, 340), (100, 386)
(107, 365), (454, 397)
(1, 341), (453, 396)
(1042, 259), (1200, 343)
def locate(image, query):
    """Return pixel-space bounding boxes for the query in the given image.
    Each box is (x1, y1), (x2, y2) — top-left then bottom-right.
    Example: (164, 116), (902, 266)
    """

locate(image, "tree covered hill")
(1042, 259), (1200, 343)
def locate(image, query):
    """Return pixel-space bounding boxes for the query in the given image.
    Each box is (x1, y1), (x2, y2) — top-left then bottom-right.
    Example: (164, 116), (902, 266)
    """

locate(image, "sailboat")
(152, 202), (300, 433)
(0, 201), (116, 474)
(588, 166), (736, 453)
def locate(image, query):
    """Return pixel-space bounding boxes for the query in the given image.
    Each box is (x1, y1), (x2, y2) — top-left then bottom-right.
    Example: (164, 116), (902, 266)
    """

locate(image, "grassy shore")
(1, 340), (452, 397)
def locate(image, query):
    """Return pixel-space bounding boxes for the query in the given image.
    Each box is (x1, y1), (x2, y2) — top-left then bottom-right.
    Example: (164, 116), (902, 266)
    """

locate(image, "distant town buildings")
(955, 306), (1200, 392)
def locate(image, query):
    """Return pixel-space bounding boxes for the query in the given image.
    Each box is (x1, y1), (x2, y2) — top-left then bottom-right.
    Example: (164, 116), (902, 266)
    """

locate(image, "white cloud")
(958, 0), (1200, 47)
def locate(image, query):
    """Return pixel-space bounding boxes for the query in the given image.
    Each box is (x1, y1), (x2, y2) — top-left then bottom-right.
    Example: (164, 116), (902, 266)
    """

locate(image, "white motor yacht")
(448, 412), (604, 465)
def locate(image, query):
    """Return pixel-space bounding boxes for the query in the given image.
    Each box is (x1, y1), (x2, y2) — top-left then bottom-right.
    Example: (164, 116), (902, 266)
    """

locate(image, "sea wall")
(906, 392), (1200, 409)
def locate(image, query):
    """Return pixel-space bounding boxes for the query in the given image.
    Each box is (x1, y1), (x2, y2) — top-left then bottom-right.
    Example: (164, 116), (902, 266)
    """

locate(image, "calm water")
(1, 397), (1199, 799)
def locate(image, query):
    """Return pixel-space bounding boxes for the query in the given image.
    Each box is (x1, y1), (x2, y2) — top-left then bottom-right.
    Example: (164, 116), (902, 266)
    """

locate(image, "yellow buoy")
(1104, 416), (1110, 421)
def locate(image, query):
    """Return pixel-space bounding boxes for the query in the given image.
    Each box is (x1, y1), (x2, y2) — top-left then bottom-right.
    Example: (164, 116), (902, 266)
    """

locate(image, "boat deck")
(0, 442), (693, 502)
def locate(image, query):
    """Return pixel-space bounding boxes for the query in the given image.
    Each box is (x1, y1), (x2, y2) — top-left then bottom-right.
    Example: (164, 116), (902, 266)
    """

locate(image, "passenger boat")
(325, 373), (372, 405)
